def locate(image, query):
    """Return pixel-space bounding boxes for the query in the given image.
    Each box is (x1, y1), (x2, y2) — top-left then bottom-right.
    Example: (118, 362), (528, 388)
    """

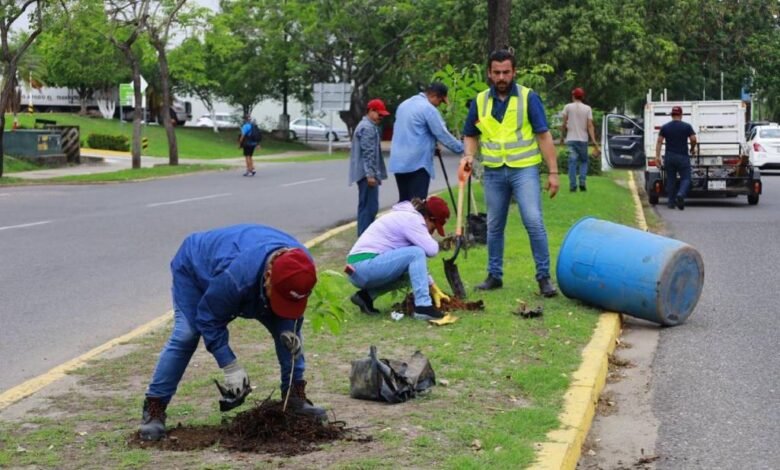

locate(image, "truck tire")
(748, 194), (759, 205)
(649, 193), (659, 205)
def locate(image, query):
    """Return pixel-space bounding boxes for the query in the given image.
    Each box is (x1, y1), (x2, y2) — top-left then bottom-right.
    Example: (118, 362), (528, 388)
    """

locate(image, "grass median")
(0, 172), (637, 469)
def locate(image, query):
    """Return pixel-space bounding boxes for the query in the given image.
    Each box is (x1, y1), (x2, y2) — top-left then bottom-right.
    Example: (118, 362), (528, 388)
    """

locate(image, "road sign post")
(313, 82), (352, 154)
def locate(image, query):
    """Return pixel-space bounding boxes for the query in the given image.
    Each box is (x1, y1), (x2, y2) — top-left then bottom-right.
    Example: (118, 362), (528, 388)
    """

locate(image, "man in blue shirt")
(389, 82), (464, 201)
(655, 106), (697, 210)
(349, 98), (390, 236)
(239, 116), (261, 176)
(139, 224), (326, 441)
(461, 49), (560, 297)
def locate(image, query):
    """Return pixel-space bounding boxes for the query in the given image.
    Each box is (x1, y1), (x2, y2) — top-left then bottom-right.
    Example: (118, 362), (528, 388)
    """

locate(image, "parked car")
(747, 124), (780, 169)
(195, 113), (241, 128)
(289, 117), (349, 141)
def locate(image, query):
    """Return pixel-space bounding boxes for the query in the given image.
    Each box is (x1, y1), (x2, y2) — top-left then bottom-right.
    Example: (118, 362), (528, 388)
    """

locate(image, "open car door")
(601, 114), (646, 170)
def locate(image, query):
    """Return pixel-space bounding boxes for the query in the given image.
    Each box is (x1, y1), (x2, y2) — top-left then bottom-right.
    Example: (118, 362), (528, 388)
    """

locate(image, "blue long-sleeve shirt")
(170, 224), (310, 368)
(349, 115), (387, 185)
(389, 93), (464, 177)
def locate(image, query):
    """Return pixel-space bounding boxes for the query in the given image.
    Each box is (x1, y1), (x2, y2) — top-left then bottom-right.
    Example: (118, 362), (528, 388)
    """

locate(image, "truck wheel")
(649, 193), (659, 205)
(748, 194), (759, 205)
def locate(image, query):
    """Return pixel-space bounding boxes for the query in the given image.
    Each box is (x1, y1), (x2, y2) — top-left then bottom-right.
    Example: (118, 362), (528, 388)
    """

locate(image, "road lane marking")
(146, 193), (231, 208)
(0, 220), (52, 232)
(280, 178), (325, 187)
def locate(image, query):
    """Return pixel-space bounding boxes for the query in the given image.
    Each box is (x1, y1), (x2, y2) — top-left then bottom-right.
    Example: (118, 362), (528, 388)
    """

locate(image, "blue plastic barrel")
(556, 217), (704, 326)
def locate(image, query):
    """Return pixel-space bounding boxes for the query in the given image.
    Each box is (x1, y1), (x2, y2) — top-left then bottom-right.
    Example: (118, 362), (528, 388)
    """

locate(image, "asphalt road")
(652, 171), (780, 469)
(0, 155), (461, 393)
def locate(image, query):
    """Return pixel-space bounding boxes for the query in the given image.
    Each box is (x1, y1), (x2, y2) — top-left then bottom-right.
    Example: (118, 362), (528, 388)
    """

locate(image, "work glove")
(280, 330), (302, 359)
(430, 283), (451, 309)
(221, 360), (250, 397)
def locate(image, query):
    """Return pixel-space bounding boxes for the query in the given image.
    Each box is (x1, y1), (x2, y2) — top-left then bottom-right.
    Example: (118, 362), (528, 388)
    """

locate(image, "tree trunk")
(157, 48), (178, 165)
(487, 0), (512, 54)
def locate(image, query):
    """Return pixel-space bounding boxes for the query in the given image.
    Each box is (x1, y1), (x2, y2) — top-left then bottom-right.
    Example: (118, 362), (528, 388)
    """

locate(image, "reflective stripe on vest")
(475, 85), (541, 168)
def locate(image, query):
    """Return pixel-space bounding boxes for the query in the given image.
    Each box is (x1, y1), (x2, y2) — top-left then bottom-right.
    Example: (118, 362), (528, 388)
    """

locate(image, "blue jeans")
(146, 297), (305, 404)
(664, 152), (691, 203)
(347, 246), (432, 307)
(356, 178), (379, 236)
(394, 168), (430, 202)
(482, 165), (551, 281)
(567, 141), (589, 189)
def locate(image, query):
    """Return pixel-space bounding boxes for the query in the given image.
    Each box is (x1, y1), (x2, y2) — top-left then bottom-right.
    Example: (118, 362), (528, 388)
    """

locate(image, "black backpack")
(249, 123), (262, 142)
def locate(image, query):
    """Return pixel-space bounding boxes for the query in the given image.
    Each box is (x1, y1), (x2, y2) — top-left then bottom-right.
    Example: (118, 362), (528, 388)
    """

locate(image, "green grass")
(5, 112), (309, 159)
(0, 172), (639, 468)
(0, 163), (231, 185)
(259, 151), (349, 163)
(1, 155), (42, 173)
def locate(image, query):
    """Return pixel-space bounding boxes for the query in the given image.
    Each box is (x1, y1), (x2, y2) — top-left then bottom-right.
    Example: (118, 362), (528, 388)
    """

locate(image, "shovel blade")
(443, 258), (466, 299)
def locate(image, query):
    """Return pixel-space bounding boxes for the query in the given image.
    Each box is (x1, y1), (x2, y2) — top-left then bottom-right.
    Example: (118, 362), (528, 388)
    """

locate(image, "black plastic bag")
(467, 213), (487, 244)
(349, 346), (436, 403)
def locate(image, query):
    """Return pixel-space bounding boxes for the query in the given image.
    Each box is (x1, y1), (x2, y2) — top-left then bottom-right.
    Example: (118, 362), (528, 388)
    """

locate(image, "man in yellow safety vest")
(461, 49), (560, 297)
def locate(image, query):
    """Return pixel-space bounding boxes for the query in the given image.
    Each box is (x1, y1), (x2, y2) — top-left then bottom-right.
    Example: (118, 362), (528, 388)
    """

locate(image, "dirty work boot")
(412, 305), (445, 321)
(350, 290), (379, 315)
(538, 277), (558, 298)
(286, 380), (328, 422)
(475, 274), (503, 291)
(139, 397), (167, 441)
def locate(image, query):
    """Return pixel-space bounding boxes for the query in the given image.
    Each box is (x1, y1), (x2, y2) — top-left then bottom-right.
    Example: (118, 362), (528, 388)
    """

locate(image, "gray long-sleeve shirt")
(349, 116), (387, 185)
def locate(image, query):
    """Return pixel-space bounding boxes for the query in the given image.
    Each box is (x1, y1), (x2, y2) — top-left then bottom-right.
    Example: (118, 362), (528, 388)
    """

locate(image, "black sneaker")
(675, 196), (685, 210)
(570, 187), (577, 192)
(579, 185), (587, 192)
(350, 290), (379, 315)
(475, 274), (503, 291)
(538, 277), (558, 298)
(412, 305), (445, 321)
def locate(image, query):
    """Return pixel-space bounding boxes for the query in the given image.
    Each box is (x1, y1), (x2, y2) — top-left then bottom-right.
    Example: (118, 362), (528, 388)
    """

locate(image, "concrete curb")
(529, 172), (647, 469)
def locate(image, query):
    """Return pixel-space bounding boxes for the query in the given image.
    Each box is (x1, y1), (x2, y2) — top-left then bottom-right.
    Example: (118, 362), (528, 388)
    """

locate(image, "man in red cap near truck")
(349, 98), (391, 236)
(655, 105), (697, 210)
(139, 224), (326, 441)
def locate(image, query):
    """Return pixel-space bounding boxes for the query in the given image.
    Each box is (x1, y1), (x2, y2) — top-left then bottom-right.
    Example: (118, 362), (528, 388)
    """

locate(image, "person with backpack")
(239, 115), (263, 176)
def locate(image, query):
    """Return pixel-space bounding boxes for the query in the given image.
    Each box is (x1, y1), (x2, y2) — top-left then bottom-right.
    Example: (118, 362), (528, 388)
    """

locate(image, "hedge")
(86, 133), (130, 151)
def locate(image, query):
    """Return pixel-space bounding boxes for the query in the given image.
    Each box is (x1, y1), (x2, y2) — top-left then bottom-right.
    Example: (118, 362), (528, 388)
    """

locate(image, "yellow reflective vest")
(475, 85), (541, 168)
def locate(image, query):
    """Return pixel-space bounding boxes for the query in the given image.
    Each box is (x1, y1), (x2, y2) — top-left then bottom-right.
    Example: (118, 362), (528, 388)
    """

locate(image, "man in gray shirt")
(561, 87), (600, 192)
(349, 99), (390, 235)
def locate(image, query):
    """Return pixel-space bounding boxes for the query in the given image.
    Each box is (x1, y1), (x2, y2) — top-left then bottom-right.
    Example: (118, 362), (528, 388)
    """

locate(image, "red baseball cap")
(572, 87), (585, 99)
(671, 106), (683, 116)
(269, 248), (317, 320)
(425, 196), (451, 236)
(367, 99), (390, 116)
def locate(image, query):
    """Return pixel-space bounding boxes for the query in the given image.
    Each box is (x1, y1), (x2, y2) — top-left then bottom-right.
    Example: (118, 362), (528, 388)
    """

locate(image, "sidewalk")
(9, 148), (318, 180)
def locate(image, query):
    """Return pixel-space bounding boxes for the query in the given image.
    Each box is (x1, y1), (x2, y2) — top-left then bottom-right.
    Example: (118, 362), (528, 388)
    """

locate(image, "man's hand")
(430, 283), (450, 308)
(366, 176), (378, 187)
(546, 173), (560, 198)
(280, 331), (302, 358)
(221, 361), (250, 396)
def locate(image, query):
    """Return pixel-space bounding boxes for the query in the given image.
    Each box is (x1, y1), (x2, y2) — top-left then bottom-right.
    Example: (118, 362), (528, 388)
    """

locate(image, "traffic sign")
(119, 84), (133, 106)
(313, 82), (352, 111)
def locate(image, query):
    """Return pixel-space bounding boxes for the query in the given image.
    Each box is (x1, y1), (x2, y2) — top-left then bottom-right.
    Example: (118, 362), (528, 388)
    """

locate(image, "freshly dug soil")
(128, 399), (371, 456)
(393, 292), (485, 315)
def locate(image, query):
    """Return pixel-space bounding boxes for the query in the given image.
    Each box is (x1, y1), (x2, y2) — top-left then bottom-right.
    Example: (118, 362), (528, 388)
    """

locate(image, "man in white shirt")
(561, 88), (600, 192)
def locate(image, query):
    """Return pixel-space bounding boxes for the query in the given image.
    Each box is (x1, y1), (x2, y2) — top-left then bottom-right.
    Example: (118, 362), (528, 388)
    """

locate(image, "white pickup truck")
(601, 92), (762, 206)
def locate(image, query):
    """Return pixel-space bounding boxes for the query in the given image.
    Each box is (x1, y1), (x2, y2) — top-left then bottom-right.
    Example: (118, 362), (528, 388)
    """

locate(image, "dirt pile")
(129, 399), (370, 456)
(393, 292), (485, 315)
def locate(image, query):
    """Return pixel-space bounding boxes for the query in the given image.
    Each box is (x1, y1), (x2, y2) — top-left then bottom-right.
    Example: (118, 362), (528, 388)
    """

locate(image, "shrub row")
(86, 133), (130, 151)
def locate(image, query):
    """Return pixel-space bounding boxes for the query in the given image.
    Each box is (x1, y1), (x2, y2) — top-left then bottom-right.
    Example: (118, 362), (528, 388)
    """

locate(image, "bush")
(539, 146), (602, 176)
(86, 133), (130, 151)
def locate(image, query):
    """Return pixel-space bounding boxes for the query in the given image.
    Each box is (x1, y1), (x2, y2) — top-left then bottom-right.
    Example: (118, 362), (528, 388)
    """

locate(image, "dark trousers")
(664, 152), (691, 204)
(394, 168), (430, 202)
(357, 178), (379, 236)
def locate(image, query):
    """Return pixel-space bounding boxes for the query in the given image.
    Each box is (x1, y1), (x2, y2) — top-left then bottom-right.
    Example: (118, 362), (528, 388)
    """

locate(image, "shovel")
(443, 160), (471, 299)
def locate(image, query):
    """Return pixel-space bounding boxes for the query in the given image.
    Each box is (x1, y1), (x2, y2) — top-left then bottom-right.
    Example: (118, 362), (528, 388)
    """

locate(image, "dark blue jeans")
(356, 177), (379, 236)
(394, 168), (430, 202)
(664, 152), (691, 203)
(567, 141), (589, 189)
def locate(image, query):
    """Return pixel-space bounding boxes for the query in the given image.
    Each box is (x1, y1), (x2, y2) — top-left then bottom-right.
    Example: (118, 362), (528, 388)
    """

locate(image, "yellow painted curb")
(530, 171), (648, 469)
(0, 312), (172, 410)
(0, 215), (371, 411)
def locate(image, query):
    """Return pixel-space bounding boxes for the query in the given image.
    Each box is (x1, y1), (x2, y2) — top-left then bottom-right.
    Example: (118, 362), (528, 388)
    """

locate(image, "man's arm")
(655, 134), (665, 167)
(358, 126), (379, 186)
(462, 135), (479, 167)
(587, 118), (601, 154)
(537, 131), (559, 198)
(689, 133), (698, 155)
(560, 113), (568, 145)
(426, 107), (464, 154)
